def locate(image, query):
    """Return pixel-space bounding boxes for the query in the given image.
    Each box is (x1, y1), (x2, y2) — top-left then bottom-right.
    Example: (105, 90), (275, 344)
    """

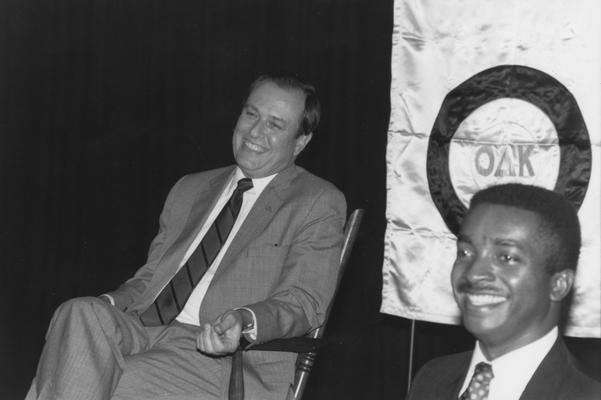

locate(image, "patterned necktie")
(140, 178), (253, 326)
(459, 362), (494, 400)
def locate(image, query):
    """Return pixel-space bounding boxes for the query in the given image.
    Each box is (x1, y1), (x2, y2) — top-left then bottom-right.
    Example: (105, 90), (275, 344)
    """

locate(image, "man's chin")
(235, 158), (263, 176)
(461, 311), (506, 338)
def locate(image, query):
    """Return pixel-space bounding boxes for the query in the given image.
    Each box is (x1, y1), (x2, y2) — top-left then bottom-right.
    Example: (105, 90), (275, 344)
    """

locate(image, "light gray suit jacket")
(107, 164), (346, 396)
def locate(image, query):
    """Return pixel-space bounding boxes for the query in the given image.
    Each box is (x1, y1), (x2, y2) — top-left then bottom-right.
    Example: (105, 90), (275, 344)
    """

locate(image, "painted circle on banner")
(449, 99), (560, 207)
(426, 65), (591, 235)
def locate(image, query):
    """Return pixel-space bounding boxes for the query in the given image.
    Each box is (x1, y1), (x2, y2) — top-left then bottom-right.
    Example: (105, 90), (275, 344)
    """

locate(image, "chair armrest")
(243, 336), (322, 353)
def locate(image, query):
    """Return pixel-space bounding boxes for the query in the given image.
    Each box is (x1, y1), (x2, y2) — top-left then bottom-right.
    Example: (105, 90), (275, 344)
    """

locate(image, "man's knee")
(54, 296), (109, 318)
(49, 297), (115, 332)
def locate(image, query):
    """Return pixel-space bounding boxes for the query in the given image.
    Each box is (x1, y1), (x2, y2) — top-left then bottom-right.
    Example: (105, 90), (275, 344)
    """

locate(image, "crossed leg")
(27, 297), (162, 400)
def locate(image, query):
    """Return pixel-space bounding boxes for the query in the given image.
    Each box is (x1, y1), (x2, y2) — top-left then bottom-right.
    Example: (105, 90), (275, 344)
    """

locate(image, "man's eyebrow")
(492, 238), (525, 249)
(268, 115), (286, 125)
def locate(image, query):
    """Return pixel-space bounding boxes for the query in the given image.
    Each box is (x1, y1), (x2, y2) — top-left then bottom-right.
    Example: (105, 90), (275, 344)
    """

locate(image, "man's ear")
(550, 269), (575, 301)
(293, 132), (312, 157)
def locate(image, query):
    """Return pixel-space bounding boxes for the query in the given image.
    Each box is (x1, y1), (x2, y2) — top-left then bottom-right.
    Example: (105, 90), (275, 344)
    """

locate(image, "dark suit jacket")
(406, 338), (600, 400)
(106, 164), (346, 397)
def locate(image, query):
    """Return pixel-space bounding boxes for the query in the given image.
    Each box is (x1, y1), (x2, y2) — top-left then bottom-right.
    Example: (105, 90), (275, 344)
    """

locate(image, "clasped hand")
(197, 310), (243, 356)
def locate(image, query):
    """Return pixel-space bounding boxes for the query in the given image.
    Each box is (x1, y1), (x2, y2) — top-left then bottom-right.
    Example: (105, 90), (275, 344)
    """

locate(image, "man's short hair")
(246, 74), (320, 138)
(469, 183), (581, 274)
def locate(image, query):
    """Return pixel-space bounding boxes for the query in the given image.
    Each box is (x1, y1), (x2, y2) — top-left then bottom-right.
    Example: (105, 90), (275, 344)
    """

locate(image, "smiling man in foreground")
(406, 183), (600, 400)
(26, 74), (346, 400)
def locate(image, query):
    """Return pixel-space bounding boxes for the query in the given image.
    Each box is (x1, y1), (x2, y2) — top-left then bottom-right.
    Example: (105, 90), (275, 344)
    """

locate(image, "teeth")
(466, 294), (506, 306)
(244, 141), (265, 152)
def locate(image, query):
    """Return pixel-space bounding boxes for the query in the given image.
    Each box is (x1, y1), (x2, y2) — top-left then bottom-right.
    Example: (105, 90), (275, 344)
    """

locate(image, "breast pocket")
(246, 243), (290, 258)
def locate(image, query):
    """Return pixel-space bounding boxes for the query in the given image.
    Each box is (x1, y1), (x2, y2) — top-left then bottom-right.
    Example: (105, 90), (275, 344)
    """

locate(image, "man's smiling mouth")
(465, 293), (507, 307)
(244, 140), (267, 152)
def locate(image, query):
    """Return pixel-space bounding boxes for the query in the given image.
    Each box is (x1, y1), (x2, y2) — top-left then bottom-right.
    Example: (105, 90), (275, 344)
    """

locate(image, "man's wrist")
(235, 308), (254, 330)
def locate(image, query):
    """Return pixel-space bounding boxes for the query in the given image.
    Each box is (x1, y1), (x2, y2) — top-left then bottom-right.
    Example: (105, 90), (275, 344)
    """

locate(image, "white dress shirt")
(175, 167), (276, 326)
(458, 327), (558, 400)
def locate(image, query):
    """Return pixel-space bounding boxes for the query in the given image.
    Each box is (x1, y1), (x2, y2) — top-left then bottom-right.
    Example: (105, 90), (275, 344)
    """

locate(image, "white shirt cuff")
(99, 294), (115, 306)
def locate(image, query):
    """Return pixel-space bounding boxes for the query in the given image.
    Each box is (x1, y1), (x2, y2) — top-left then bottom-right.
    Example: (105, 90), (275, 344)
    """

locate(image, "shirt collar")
(472, 326), (557, 364)
(233, 167), (277, 195)
(463, 327), (558, 400)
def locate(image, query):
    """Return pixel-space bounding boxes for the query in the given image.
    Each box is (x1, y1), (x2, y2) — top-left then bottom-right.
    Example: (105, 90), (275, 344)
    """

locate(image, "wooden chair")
(228, 208), (364, 400)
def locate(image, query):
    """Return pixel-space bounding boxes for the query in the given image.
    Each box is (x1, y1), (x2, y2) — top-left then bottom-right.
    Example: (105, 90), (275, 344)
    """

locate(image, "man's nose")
(249, 120), (263, 138)
(465, 254), (494, 282)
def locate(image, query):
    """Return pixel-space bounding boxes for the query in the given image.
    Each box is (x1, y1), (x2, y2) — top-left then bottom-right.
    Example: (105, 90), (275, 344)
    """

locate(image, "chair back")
(290, 208), (364, 399)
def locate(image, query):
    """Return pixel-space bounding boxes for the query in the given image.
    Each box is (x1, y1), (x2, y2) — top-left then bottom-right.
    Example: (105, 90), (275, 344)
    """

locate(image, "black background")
(1, 0), (599, 398)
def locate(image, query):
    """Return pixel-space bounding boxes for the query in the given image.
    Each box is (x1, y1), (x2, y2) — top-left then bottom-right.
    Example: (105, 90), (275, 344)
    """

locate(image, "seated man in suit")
(26, 74), (346, 400)
(407, 183), (600, 400)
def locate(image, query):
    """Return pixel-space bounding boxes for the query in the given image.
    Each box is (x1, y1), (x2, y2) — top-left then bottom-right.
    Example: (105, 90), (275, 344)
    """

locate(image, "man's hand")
(197, 310), (244, 356)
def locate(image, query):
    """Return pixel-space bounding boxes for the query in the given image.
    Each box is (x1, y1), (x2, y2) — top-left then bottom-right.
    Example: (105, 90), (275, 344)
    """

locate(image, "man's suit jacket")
(406, 337), (600, 400)
(107, 164), (346, 397)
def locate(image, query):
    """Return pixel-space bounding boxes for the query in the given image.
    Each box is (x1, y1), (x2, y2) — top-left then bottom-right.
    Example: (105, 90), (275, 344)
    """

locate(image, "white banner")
(382, 0), (601, 338)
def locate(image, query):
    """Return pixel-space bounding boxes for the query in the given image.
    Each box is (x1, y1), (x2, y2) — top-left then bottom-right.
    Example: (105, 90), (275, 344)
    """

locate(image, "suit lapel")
(150, 168), (235, 286)
(519, 337), (566, 400)
(448, 374), (467, 399)
(442, 352), (471, 399)
(212, 165), (298, 280)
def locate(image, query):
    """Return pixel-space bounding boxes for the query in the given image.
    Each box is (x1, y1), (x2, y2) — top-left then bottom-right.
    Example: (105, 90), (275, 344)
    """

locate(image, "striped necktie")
(460, 362), (494, 400)
(140, 177), (253, 326)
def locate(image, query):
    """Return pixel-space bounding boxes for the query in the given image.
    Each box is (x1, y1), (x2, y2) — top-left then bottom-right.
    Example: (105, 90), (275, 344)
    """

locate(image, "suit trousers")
(26, 297), (225, 400)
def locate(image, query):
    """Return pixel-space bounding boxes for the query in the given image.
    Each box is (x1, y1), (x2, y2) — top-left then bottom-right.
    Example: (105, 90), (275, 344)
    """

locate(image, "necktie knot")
(236, 178), (253, 194)
(460, 362), (494, 400)
(474, 362), (493, 379)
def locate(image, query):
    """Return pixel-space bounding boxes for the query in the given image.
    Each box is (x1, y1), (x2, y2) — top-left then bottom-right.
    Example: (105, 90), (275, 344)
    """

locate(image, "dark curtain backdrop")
(1, 0), (598, 398)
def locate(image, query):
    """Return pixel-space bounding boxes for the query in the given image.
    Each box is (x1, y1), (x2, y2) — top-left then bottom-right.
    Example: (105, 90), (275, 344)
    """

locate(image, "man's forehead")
(250, 82), (303, 105)
(466, 202), (539, 221)
(461, 203), (543, 239)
